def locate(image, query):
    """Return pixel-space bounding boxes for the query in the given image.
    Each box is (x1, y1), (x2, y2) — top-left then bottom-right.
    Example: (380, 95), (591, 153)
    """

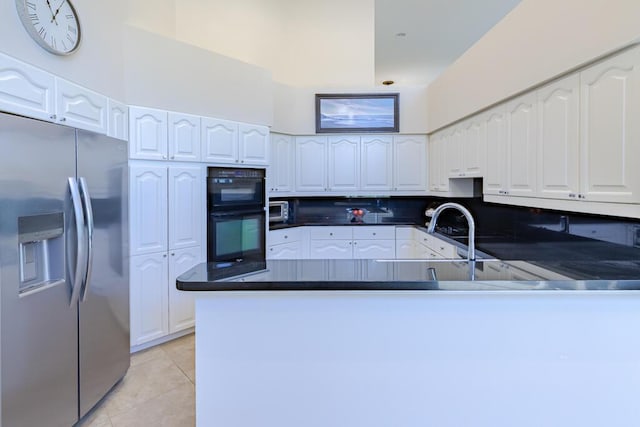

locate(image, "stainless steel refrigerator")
(0, 112), (130, 427)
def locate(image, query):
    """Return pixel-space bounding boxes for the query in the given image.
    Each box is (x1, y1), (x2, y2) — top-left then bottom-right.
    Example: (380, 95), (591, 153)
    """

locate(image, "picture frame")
(315, 93), (399, 133)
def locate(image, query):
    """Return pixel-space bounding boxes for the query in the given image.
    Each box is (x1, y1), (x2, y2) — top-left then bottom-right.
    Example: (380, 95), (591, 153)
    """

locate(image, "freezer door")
(0, 114), (80, 427)
(76, 130), (130, 417)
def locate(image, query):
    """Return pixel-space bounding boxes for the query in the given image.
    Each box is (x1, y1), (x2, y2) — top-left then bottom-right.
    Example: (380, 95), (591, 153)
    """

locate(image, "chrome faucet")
(427, 202), (476, 261)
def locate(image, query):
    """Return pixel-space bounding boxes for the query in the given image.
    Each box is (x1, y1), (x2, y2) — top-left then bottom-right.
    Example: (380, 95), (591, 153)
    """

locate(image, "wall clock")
(15, 0), (81, 55)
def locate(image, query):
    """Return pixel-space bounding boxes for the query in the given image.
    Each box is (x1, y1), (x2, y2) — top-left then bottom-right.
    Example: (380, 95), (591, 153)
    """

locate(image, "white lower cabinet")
(130, 252), (169, 346)
(267, 228), (304, 259)
(130, 246), (202, 347)
(168, 246), (201, 334)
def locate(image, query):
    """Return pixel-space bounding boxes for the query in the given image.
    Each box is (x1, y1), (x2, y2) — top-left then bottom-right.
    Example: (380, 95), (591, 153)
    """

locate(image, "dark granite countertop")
(176, 259), (640, 292)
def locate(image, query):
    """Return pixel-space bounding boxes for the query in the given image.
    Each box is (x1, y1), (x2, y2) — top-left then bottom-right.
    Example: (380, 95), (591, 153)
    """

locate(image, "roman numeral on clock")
(26, 1), (36, 10)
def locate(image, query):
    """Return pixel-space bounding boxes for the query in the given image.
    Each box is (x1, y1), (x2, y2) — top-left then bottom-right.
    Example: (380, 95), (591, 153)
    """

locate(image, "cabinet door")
(267, 241), (302, 259)
(108, 99), (128, 141)
(463, 118), (484, 176)
(130, 252), (169, 346)
(361, 136), (393, 191)
(537, 74), (580, 199)
(353, 240), (395, 259)
(394, 135), (427, 191)
(168, 165), (203, 250)
(436, 133), (450, 191)
(506, 93), (538, 197)
(428, 133), (443, 192)
(446, 127), (463, 177)
(129, 164), (168, 256)
(55, 78), (108, 134)
(295, 136), (328, 192)
(168, 112), (200, 162)
(308, 240), (352, 259)
(483, 107), (507, 195)
(580, 46), (640, 203)
(129, 107), (168, 160)
(239, 124), (269, 165)
(269, 133), (294, 192)
(168, 246), (201, 334)
(0, 52), (55, 121)
(328, 136), (360, 191)
(201, 118), (239, 163)
(396, 239), (417, 259)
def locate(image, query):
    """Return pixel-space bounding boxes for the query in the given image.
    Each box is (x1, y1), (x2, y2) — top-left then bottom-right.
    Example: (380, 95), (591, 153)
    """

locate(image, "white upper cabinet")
(129, 164), (168, 256)
(108, 99), (129, 141)
(537, 74), (580, 199)
(361, 136), (393, 191)
(201, 118), (238, 163)
(168, 112), (200, 162)
(393, 135), (427, 192)
(129, 107), (168, 160)
(296, 136), (328, 192)
(506, 92), (538, 197)
(446, 127), (463, 177)
(328, 135), (360, 191)
(462, 118), (484, 176)
(168, 165), (203, 250)
(54, 78), (108, 134)
(483, 106), (508, 195)
(579, 46), (640, 204)
(0, 52), (55, 121)
(428, 131), (449, 192)
(269, 133), (294, 193)
(239, 124), (269, 166)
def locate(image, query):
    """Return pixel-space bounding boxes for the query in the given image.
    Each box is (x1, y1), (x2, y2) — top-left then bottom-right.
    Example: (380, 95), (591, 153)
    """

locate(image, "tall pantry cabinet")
(128, 107), (204, 348)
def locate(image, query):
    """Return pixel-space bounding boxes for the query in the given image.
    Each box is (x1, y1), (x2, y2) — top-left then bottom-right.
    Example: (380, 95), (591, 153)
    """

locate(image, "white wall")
(172, 0), (375, 87)
(426, 0), (640, 132)
(0, 0), (126, 100)
(122, 27), (274, 126)
(272, 84), (428, 135)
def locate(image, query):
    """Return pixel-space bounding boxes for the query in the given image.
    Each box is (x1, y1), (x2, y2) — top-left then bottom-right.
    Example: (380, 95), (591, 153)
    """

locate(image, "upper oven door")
(208, 176), (265, 209)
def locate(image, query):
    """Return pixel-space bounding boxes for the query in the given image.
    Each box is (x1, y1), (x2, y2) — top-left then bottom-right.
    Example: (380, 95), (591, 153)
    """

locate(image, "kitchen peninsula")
(178, 259), (640, 427)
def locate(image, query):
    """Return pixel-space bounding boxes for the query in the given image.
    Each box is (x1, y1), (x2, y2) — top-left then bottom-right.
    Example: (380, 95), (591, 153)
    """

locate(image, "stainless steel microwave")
(268, 201), (289, 223)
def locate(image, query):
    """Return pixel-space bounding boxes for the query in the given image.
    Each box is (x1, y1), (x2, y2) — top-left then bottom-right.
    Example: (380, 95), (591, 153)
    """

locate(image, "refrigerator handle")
(68, 177), (87, 307)
(78, 177), (94, 302)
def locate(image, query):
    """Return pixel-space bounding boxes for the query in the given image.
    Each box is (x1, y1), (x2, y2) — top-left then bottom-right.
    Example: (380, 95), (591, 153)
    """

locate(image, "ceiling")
(375, 0), (523, 86)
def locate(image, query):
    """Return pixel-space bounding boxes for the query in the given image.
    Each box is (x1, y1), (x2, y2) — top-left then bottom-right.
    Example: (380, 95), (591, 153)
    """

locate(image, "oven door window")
(209, 212), (265, 262)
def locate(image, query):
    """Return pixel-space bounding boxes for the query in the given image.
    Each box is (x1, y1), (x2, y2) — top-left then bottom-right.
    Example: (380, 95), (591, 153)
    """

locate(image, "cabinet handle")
(163, 254), (167, 258)
(284, 235), (288, 239)
(578, 194), (585, 199)
(50, 114), (57, 120)
(241, 160), (245, 163)
(59, 117), (66, 122)
(270, 248), (274, 251)
(171, 252), (175, 256)
(568, 193), (576, 198)
(373, 232), (376, 236)
(329, 232), (333, 236)
(235, 160), (239, 163)
(170, 156), (175, 160)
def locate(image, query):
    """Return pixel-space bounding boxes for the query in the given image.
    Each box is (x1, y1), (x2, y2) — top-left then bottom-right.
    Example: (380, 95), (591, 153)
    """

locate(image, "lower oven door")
(208, 210), (266, 263)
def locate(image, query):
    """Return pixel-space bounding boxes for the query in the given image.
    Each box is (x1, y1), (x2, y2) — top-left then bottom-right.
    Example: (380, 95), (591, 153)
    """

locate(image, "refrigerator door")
(0, 114), (80, 427)
(76, 130), (130, 417)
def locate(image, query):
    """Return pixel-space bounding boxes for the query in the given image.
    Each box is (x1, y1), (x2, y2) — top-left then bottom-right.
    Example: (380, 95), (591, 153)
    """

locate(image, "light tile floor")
(78, 333), (195, 427)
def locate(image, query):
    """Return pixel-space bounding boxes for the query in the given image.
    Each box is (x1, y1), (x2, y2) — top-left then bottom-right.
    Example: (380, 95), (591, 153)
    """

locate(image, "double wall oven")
(207, 168), (266, 266)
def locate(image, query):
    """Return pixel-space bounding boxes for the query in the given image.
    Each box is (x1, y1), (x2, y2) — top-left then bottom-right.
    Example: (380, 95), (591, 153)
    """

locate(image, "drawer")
(353, 226), (395, 240)
(268, 227), (302, 246)
(309, 226), (353, 240)
(395, 226), (415, 240)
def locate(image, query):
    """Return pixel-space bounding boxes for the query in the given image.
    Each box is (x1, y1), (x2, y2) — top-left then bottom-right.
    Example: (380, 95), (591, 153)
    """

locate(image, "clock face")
(15, 0), (81, 55)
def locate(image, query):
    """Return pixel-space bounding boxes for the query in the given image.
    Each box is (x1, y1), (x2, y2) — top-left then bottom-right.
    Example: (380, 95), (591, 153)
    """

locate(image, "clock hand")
(46, 0), (58, 24)
(51, 0), (67, 25)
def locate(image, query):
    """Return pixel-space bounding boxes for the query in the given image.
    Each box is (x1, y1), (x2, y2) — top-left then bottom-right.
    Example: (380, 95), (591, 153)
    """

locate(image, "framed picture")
(315, 93), (399, 133)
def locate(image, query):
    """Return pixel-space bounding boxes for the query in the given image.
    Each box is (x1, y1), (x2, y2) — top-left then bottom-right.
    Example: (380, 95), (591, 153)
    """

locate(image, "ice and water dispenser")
(17, 212), (65, 294)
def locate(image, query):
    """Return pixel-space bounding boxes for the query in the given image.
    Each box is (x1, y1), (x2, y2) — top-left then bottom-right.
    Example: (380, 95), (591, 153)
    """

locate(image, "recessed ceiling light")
(395, 32), (407, 38)
(382, 80), (395, 86)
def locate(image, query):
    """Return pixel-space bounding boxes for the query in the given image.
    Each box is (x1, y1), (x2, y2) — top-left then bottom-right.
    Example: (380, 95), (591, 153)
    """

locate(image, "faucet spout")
(427, 202), (476, 261)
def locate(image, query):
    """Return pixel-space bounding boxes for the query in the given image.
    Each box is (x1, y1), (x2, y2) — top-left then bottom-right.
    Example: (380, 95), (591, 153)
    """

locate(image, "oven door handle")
(210, 209), (265, 217)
